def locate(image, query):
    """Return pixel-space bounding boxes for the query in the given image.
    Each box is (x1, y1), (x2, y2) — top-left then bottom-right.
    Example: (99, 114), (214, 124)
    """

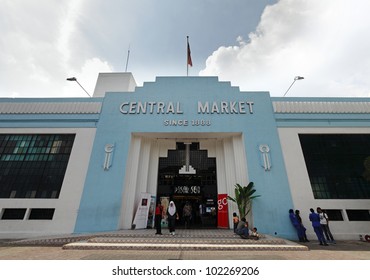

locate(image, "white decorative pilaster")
(224, 138), (237, 196)
(215, 140), (226, 194)
(147, 140), (159, 196)
(232, 135), (248, 185)
(135, 137), (151, 197)
(119, 136), (142, 229)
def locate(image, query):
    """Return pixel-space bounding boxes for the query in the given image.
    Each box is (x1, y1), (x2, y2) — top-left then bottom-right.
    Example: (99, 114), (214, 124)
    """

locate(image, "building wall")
(74, 77), (296, 239)
(1, 78), (369, 240)
(0, 127), (96, 238)
(274, 98), (370, 239)
(279, 127), (370, 239)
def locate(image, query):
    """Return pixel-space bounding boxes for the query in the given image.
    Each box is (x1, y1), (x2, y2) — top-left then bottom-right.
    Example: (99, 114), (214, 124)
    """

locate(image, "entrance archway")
(157, 142), (217, 228)
(119, 133), (249, 230)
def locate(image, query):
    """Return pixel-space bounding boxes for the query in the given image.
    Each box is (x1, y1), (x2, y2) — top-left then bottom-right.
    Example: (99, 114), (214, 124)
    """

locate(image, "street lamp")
(66, 77), (91, 97)
(283, 76), (304, 97)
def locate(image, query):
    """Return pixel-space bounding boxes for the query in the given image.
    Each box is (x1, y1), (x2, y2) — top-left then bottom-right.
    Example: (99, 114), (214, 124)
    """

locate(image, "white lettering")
(230, 101), (237, 113)
(167, 102), (175, 114)
(148, 102), (156, 114)
(238, 101), (246, 114)
(174, 186), (200, 194)
(246, 101), (254, 114)
(129, 102), (137, 114)
(221, 101), (229, 113)
(163, 119), (189, 126)
(176, 102), (183, 114)
(137, 102), (146, 113)
(197, 101), (209, 114)
(119, 100), (254, 115)
(211, 102), (219, 113)
(157, 102), (165, 114)
(119, 102), (129, 114)
(197, 101), (254, 114)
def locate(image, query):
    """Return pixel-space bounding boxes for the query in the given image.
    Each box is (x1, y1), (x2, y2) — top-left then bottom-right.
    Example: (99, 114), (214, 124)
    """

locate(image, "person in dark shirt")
(295, 209), (309, 242)
(235, 217), (249, 238)
(289, 209), (304, 242)
(155, 201), (163, 235)
(232, 212), (239, 234)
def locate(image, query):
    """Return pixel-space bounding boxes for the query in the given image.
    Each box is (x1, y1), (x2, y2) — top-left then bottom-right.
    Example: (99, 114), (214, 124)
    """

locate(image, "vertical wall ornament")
(103, 144), (114, 171)
(259, 144), (271, 171)
(179, 142), (196, 174)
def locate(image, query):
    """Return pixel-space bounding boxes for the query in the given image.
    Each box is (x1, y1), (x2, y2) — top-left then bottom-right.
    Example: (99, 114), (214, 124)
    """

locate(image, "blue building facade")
(1, 74), (369, 240)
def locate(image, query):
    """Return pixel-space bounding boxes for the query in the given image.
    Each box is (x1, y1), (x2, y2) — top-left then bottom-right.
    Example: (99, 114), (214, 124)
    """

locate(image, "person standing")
(154, 201), (163, 235)
(167, 201), (177, 235)
(317, 207), (336, 243)
(199, 203), (204, 225)
(183, 201), (192, 229)
(295, 209), (309, 242)
(289, 209), (304, 242)
(309, 208), (328, 246)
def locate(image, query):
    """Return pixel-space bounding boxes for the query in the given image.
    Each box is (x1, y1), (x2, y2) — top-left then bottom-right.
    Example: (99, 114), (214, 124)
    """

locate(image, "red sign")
(217, 194), (229, 229)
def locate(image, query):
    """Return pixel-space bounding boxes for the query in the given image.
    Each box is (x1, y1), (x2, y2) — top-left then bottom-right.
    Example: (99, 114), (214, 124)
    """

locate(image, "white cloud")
(0, 0), (113, 98)
(200, 0), (370, 97)
(57, 0), (85, 68)
(64, 57), (113, 97)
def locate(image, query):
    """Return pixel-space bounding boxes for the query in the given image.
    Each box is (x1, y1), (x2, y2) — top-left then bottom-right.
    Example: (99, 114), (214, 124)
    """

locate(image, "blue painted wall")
(74, 77), (296, 238)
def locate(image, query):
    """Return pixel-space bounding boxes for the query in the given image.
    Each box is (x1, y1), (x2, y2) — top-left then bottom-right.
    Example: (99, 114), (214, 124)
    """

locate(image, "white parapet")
(93, 72), (137, 97)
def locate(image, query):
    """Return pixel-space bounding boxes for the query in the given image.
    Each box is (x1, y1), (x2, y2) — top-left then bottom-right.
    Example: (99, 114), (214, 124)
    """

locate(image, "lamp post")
(283, 76), (304, 97)
(66, 77), (91, 97)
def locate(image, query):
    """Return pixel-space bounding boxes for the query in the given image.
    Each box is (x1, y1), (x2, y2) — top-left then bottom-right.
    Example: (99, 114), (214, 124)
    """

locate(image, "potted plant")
(227, 182), (260, 219)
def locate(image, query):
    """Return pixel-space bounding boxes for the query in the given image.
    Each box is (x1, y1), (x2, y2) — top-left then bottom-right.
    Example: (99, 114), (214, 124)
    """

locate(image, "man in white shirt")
(317, 207), (336, 244)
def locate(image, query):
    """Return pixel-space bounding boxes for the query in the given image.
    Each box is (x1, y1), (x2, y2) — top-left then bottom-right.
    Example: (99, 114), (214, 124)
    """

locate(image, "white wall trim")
(0, 102), (101, 114)
(273, 101), (370, 114)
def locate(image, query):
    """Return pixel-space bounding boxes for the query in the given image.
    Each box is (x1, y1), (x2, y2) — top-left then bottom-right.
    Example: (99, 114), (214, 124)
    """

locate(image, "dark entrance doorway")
(157, 142), (217, 228)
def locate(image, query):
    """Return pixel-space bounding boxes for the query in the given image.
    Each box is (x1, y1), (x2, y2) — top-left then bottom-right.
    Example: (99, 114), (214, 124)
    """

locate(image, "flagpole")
(125, 44), (130, 72)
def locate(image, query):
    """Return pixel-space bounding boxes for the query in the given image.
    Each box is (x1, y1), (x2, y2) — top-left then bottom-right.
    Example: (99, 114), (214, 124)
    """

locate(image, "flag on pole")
(187, 36), (192, 76)
(187, 38), (192, 67)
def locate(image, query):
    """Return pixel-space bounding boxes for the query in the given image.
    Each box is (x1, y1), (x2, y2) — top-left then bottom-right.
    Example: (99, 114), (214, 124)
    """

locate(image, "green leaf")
(227, 182), (260, 219)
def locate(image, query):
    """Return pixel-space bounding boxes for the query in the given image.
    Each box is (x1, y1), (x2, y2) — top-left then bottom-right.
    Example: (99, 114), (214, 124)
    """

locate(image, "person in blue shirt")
(289, 209), (304, 242)
(309, 208), (328, 246)
(295, 209), (309, 242)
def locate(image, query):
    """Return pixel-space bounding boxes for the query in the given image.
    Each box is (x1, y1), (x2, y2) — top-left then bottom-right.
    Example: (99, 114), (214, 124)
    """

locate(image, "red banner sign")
(217, 194), (229, 229)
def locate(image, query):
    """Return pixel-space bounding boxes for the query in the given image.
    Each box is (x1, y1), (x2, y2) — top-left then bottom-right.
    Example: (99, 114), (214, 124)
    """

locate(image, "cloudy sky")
(1, 0), (370, 98)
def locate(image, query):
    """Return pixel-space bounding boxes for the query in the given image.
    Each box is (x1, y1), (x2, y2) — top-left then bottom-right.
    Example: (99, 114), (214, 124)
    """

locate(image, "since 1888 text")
(164, 119), (211, 126)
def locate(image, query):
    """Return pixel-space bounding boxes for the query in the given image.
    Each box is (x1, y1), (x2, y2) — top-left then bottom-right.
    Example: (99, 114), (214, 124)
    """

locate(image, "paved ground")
(0, 229), (369, 260)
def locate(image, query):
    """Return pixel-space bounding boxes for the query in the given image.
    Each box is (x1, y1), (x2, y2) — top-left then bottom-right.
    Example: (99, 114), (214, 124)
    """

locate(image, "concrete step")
(6, 229), (309, 251)
(63, 241), (308, 251)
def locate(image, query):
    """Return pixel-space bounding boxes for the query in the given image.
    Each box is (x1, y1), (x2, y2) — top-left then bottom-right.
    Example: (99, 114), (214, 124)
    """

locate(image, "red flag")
(187, 42), (193, 67)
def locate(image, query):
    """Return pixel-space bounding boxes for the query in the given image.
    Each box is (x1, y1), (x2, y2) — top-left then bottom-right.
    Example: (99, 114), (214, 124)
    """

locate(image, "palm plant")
(227, 182), (260, 219)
